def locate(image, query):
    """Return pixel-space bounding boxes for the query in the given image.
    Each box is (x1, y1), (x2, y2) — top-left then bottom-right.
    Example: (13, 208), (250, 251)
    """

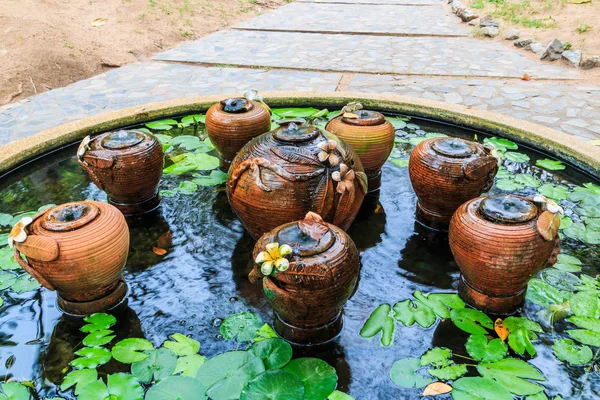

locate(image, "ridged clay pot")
(326, 109), (395, 192)
(227, 120), (367, 239)
(78, 130), (164, 215)
(449, 195), (561, 314)
(249, 212), (360, 344)
(409, 137), (498, 230)
(11, 201), (130, 315)
(205, 97), (272, 170)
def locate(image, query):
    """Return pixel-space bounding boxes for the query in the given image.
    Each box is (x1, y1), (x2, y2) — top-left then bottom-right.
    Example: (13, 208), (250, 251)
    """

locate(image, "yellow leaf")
(92, 18), (108, 27)
(342, 112), (359, 119)
(494, 318), (510, 341)
(567, 0), (591, 3)
(422, 382), (452, 396)
(588, 140), (600, 146)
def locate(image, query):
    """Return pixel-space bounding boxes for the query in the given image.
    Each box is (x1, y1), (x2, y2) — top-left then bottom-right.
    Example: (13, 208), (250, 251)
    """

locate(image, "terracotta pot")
(449, 195), (561, 314)
(227, 120), (367, 239)
(78, 130), (164, 215)
(249, 212), (360, 344)
(326, 110), (395, 192)
(408, 137), (498, 229)
(205, 97), (272, 169)
(12, 201), (130, 315)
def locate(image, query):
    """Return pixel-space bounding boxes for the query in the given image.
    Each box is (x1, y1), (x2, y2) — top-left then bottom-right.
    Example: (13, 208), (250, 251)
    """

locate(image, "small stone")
(459, 8), (478, 22)
(504, 29), (520, 40)
(451, 0), (464, 13)
(541, 38), (564, 61)
(528, 43), (544, 55)
(562, 50), (581, 68)
(468, 19), (478, 26)
(481, 26), (499, 37)
(580, 56), (600, 70)
(479, 17), (499, 28)
(514, 38), (533, 48)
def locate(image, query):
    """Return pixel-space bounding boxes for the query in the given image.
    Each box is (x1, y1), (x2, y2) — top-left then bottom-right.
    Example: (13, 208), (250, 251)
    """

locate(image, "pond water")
(0, 110), (598, 399)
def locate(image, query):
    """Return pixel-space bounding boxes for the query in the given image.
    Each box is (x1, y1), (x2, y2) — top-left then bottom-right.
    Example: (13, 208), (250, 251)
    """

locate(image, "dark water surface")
(0, 117), (598, 399)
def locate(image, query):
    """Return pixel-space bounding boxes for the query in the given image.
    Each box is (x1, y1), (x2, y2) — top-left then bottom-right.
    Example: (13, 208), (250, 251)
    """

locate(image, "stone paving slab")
(235, 3), (467, 36)
(298, 0), (444, 5)
(0, 63), (342, 146)
(348, 74), (600, 141)
(153, 30), (580, 80)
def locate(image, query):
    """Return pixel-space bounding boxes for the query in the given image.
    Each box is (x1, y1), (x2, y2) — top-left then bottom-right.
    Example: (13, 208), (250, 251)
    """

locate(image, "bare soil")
(0, 0), (287, 104)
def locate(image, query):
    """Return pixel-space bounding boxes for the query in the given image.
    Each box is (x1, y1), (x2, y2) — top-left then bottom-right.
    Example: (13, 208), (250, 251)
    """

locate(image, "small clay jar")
(78, 130), (164, 215)
(249, 212), (360, 345)
(227, 120), (367, 239)
(12, 201), (130, 315)
(326, 110), (395, 192)
(205, 97), (272, 169)
(409, 137), (498, 229)
(449, 195), (561, 314)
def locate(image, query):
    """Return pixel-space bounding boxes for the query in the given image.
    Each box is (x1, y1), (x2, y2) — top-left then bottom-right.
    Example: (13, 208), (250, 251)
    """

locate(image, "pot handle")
(13, 246), (56, 291)
(78, 150), (115, 191)
(463, 156), (498, 191)
(263, 277), (309, 318)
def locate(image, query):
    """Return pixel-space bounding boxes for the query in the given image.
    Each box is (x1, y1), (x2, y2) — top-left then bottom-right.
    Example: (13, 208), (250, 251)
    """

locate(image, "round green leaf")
(71, 347), (112, 369)
(427, 364), (467, 380)
(61, 368), (98, 395)
(514, 174), (540, 188)
(144, 376), (207, 400)
(240, 370), (304, 400)
(10, 275), (41, 293)
(420, 347), (451, 367)
(131, 348), (177, 383)
(112, 338), (154, 363)
(81, 313), (117, 332)
(0, 382), (30, 400)
(283, 358), (337, 400)
(248, 339), (292, 370)
(540, 269), (581, 291)
(0, 273), (17, 290)
(495, 179), (525, 192)
(553, 339), (593, 365)
(476, 358), (546, 396)
(452, 377), (512, 400)
(163, 333), (200, 356)
(389, 357), (431, 389)
(538, 184), (568, 201)
(504, 152), (530, 163)
(536, 159), (566, 171)
(450, 308), (493, 334)
(178, 181), (198, 195)
(78, 373), (144, 400)
(220, 312), (263, 342)
(82, 329), (115, 347)
(173, 354), (206, 377)
(569, 291), (599, 318)
(466, 334), (508, 363)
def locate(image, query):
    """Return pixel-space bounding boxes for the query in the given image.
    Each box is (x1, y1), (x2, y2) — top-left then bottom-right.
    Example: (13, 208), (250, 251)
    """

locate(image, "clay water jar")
(409, 137), (498, 229)
(227, 120), (367, 239)
(449, 195), (561, 314)
(78, 130), (164, 215)
(326, 110), (395, 192)
(205, 97), (272, 169)
(249, 212), (360, 344)
(12, 201), (130, 315)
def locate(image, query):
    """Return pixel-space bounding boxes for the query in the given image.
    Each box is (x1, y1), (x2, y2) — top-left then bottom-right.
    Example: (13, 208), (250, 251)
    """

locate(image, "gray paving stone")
(298, 0), (444, 4)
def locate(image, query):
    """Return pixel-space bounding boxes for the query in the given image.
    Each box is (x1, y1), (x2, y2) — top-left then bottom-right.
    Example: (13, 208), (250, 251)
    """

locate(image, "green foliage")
(61, 369), (98, 395)
(81, 313), (117, 332)
(71, 347), (112, 369)
(360, 304), (396, 346)
(145, 376), (207, 400)
(389, 358), (431, 388)
(111, 338), (154, 363)
(538, 184), (568, 201)
(466, 334), (508, 363)
(553, 253), (582, 272)
(451, 377), (512, 400)
(163, 152), (220, 175)
(477, 358), (546, 396)
(0, 382), (30, 400)
(77, 373), (144, 400)
(553, 339), (593, 365)
(163, 334), (200, 356)
(450, 308), (493, 334)
(514, 174), (541, 188)
(248, 339), (292, 370)
(220, 312), (264, 342)
(495, 178), (525, 192)
(484, 137), (518, 152)
(504, 152), (530, 163)
(283, 358), (337, 400)
(535, 159), (566, 171)
(576, 23), (591, 33)
(420, 347), (451, 368)
(146, 119), (179, 131)
(240, 370), (304, 400)
(131, 348), (178, 382)
(82, 330), (116, 347)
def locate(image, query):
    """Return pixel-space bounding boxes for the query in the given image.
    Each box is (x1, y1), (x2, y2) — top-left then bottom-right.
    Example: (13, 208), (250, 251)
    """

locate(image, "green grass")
(577, 23), (592, 34)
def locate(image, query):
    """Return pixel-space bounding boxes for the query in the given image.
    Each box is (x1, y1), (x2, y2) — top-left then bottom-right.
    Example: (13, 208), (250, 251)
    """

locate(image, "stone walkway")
(1, 0), (599, 148)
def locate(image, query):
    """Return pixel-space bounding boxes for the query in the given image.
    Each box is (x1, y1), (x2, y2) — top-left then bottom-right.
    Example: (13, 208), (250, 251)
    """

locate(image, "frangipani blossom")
(244, 89), (271, 114)
(332, 164), (356, 194)
(533, 195), (564, 215)
(485, 143), (503, 165)
(317, 140), (340, 166)
(77, 136), (91, 161)
(255, 242), (292, 276)
(8, 217), (33, 248)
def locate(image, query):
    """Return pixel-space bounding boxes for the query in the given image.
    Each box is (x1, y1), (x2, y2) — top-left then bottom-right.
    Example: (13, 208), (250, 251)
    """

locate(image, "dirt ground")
(0, 0), (287, 105)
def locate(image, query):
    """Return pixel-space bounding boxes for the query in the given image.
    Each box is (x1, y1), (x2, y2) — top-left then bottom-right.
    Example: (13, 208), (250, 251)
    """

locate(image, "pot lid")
(220, 97), (253, 113)
(273, 120), (320, 143)
(41, 202), (100, 232)
(341, 110), (386, 126)
(479, 195), (537, 224)
(276, 212), (335, 256)
(100, 130), (145, 150)
(432, 138), (478, 158)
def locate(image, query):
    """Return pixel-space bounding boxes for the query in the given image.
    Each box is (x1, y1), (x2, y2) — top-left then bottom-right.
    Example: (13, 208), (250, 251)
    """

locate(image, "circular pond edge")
(1, 92), (598, 178)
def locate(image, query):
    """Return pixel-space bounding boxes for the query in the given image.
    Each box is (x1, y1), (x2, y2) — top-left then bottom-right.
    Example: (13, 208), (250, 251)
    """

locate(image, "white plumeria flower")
(533, 195), (564, 215)
(317, 140), (340, 166)
(77, 136), (91, 161)
(8, 217), (33, 248)
(485, 143), (503, 165)
(255, 242), (292, 276)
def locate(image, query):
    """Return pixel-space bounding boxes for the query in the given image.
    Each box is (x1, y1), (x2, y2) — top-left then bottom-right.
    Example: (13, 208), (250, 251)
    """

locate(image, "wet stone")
(541, 38), (564, 61)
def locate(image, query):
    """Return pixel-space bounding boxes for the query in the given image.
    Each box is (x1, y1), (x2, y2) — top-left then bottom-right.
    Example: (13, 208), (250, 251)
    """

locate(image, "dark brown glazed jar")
(408, 137), (498, 230)
(205, 97), (272, 169)
(449, 195), (561, 314)
(326, 109), (395, 192)
(227, 120), (367, 239)
(78, 130), (164, 215)
(249, 212), (360, 345)
(10, 201), (130, 315)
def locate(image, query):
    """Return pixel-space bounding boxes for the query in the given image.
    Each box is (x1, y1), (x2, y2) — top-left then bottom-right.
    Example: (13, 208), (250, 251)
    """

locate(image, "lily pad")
(484, 137), (518, 152)
(220, 312), (263, 342)
(81, 313), (117, 332)
(538, 184), (568, 201)
(466, 334), (508, 363)
(495, 179), (525, 192)
(111, 338), (154, 363)
(283, 358), (337, 400)
(146, 119), (178, 131)
(10, 275), (41, 293)
(427, 364), (467, 381)
(553, 253), (582, 272)
(540, 269), (581, 291)
(389, 357), (431, 388)
(82, 330), (115, 347)
(0, 273), (17, 291)
(131, 348), (177, 383)
(77, 373), (144, 400)
(163, 334), (200, 356)
(514, 174), (541, 188)
(553, 339), (593, 365)
(504, 152), (530, 163)
(450, 308), (493, 334)
(569, 291), (598, 318)
(526, 278), (566, 306)
(477, 358), (546, 396)
(360, 304), (396, 345)
(393, 299), (436, 329)
(566, 329), (600, 347)
(71, 347), (112, 369)
(272, 108), (320, 118)
(248, 338), (292, 370)
(180, 114), (206, 125)
(240, 370), (304, 400)
(61, 369), (98, 395)
(145, 376), (207, 400)
(193, 170), (228, 187)
(536, 159), (566, 171)
(173, 354), (206, 377)
(452, 377), (512, 400)
(420, 347), (451, 367)
(0, 382), (30, 400)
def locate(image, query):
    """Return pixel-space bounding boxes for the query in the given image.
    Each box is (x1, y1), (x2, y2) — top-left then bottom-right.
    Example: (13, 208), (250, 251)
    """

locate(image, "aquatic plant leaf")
(564, 222), (600, 244)
(566, 329), (600, 347)
(569, 291), (599, 317)
(10, 275), (41, 292)
(162, 334), (200, 357)
(173, 354), (206, 377)
(390, 158), (409, 168)
(428, 293), (465, 310)
(514, 174), (541, 188)
(248, 338), (292, 370)
(284, 358), (337, 400)
(71, 347), (112, 369)
(146, 119), (178, 131)
(420, 347), (451, 367)
(504, 317), (543, 335)
(131, 348), (177, 383)
(170, 135), (203, 151)
(145, 376), (207, 400)
(477, 358), (546, 396)
(526, 278), (566, 306)
(0, 382), (30, 400)
(484, 137), (518, 152)
(507, 327), (537, 357)
(112, 338), (154, 363)
(253, 323), (278, 342)
(164, 153), (220, 175)
(414, 291), (450, 319)
(466, 335), (508, 363)
(82, 329), (115, 347)
(540, 269), (581, 292)
(8, 212), (37, 227)
(450, 308), (493, 334)
(78, 373), (144, 400)
(553, 339), (593, 365)
(585, 217), (600, 232)
(159, 189), (178, 198)
(0, 273), (17, 290)
(427, 364), (467, 381)
(451, 377), (512, 400)
(504, 152), (530, 163)
(180, 114), (206, 126)
(220, 312), (263, 342)
(387, 117), (408, 129)
(153, 134), (173, 146)
(553, 253), (582, 272)
(81, 313), (117, 332)
(361, 304), (396, 346)
(327, 390), (354, 400)
(177, 181), (198, 195)
(536, 159), (566, 171)
(196, 351), (265, 400)
(568, 316), (600, 332)
(558, 216), (574, 232)
(538, 184), (568, 201)
(389, 358), (431, 388)
(0, 214), (12, 227)
(271, 108), (320, 118)
(495, 179), (525, 192)
(193, 170), (228, 187)
(240, 370), (304, 400)
(61, 368), (98, 395)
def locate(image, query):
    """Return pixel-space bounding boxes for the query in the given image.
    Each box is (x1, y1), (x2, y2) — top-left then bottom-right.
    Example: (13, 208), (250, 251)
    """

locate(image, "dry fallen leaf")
(521, 73), (531, 81)
(152, 247), (167, 256)
(536, 211), (561, 241)
(157, 230), (173, 250)
(494, 318), (510, 341)
(91, 18), (107, 27)
(588, 139), (600, 146)
(298, 212), (329, 240)
(422, 382), (452, 396)
(342, 112), (359, 119)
